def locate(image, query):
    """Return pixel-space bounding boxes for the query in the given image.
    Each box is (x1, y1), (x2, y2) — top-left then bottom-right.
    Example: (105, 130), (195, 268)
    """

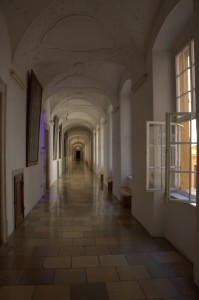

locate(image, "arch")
(152, 0), (195, 270)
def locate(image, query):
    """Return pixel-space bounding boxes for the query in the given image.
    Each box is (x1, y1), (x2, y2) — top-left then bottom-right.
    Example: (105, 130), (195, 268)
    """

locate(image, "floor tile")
(3, 246), (34, 257)
(85, 245), (110, 255)
(106, 281), (145, 300)
(54, 268), (86, 283)
(49, 239), (72, 246)
(139, 278), (181, 298)
(70, 283), (109, 300)
(0, 257), (16, 269)
(83, 231), (105, 238)
(0, 285), (35, 300)
(0, 164), (197, 300)
(170, 277), (199, 297)
(20, 269), (54, 285)
(43, 256), (71, 268)
(86, 267), (119, 282)
(13, 257), (43, 269)
(116, 265), (151, 280)
(73, 238), (95, 246)
(63, 232), (83, 238)
(96, 237), (119, 246)
(0, 270), (24, 285)
(32, 285), (70, 300)
(173, 261), (194, 278)
(99, 255), (128, 267)
(125, 253), (157, 265)
(24, 239), (50, 247)
(151, 251), (185, 263)
(32, 246), (59, 257)
(109, 245), (138, 255)
(72, 256), (100, 268)
(145, 263), (180, 278)
(74, 225), (92, 231)
(59, 246), (84, 256)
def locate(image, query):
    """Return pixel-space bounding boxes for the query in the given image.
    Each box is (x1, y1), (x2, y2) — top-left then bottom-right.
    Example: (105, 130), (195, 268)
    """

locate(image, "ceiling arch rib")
(67, 128), (91, 150)
(0, 0), (162, 133)
(51, 95), (105, 130)
(7, 0), (152, 85)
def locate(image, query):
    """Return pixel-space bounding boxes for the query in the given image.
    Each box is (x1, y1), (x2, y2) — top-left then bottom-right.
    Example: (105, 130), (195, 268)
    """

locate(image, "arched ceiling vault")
(1, 0), (163, 132)
(66, 127), (91, 148)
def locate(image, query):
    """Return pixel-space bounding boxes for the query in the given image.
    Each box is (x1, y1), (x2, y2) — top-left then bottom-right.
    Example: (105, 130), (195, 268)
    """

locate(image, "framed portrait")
(53, 116), (58, 160)
(26, 70), (43, 166)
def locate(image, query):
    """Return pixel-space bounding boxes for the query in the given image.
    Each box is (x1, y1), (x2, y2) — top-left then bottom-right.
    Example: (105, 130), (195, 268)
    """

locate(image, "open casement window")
(146, 122), (166, 190)
(166, 112), (197, 202)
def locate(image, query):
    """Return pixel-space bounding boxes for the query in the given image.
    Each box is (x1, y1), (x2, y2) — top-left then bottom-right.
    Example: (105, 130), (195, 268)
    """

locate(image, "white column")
(96, 125), (100, 173)
(112, 105), (121, 199)
(120, 80), (132, 185)
(100, 118), (104, 173)
(104, 105), (113, 184)
(93, 130), (96, 172)
(108, 105), (113, 176)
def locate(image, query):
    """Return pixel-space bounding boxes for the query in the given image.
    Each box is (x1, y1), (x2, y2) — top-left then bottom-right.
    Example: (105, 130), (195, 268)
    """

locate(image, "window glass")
(176, 40), (195, 113)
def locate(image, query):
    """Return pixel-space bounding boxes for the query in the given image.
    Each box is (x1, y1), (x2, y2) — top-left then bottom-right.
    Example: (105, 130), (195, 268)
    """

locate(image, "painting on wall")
(26, 70), (43, 166)
(53, 116), (58, 160)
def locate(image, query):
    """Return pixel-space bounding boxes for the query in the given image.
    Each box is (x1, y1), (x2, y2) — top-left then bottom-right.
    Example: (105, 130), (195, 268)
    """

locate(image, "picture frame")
(53, 116), (58, 160)
(26, 70), (43, 166)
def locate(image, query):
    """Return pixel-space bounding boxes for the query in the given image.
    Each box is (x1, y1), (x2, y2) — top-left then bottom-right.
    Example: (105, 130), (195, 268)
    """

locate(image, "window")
(166, 112), (196, 202)
(167, 39), (197, 202)
(146, 39), (197, 203)
(175, 39), (195, 113)
(146, 122), (165, 190)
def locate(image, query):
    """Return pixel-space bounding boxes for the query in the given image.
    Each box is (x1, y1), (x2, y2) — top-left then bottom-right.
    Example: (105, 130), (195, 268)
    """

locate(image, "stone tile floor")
(0, 163), (199, 299)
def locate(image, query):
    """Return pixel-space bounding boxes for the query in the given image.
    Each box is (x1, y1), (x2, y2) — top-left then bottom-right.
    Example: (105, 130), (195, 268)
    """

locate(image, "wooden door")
(0, 94), (2, 243)
(14, 173), (24, 228)
(44, 128), (50, 190)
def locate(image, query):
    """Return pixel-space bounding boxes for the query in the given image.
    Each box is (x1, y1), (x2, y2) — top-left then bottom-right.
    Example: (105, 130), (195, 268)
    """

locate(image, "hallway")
(0, 164), (198, 300)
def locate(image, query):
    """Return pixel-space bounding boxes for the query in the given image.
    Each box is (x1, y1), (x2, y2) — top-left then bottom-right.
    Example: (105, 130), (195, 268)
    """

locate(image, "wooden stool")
(119, 186), (131, 208)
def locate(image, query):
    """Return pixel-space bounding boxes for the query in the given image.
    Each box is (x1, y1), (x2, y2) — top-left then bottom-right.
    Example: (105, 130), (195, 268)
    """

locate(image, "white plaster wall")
(120, 80), (132, 185)
(112, 109), (121, 199)
(152, 48), (196, 256)
(151, 0), (196, 258)
(0, 7), (41, 236)
(153, 50), (175, 119)
(50, 124), (58, 184)
(92, 130), (96, 172)
(149, 50), (175, 236)
(165, 202), (196, 262)
(95, 126), (100, 173)
(131, 77), (155, 235)
(100, 119), (104, 174)
(103, 120), (108, 185)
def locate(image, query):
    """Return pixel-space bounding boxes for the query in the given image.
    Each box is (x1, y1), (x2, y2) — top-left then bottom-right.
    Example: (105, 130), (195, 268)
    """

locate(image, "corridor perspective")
(1, 0), (199, 297)
(0, 163), (198, 300)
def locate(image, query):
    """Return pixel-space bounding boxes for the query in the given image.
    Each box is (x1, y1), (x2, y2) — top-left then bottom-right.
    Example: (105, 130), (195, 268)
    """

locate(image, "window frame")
(146, 121), (166, 191)
(166, 112), (196, 203)
(175, 39), (195, 114)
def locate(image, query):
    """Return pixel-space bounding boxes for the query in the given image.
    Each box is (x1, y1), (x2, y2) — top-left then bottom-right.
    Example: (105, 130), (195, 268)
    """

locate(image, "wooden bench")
(107, 176), (113, 191)
(99, 173), (104, 183)
(119, 186), (131, 208)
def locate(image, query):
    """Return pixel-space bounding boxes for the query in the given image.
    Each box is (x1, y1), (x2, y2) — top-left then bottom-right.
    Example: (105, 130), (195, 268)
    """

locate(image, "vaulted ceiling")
(1, 0), (163, 135)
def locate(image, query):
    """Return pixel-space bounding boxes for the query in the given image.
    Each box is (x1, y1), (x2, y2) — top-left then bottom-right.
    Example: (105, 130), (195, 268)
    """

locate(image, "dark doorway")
(76, 150), (81, 161)
(44, 128), (50, 190)
(0, 93), (2, 244)
(14, 173), (24, 228)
